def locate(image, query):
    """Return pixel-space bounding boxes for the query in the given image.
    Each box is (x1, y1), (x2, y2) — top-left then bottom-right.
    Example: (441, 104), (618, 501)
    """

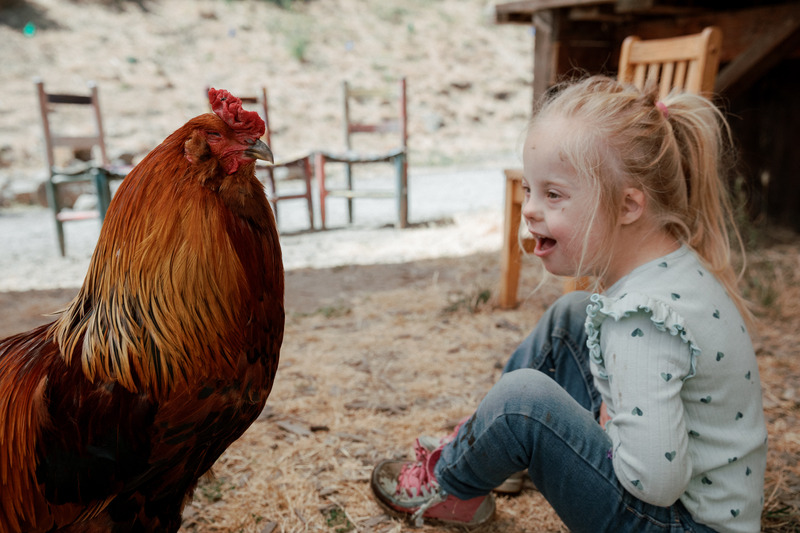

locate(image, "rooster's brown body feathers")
(0, 92), (283, 531)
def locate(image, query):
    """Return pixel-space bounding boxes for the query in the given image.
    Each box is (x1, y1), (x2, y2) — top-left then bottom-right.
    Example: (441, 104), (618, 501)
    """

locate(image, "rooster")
(0, 89), (283, 531)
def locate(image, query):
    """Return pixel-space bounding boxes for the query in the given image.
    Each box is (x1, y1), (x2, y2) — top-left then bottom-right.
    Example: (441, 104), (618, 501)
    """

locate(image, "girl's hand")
(599, 401), (611, 429)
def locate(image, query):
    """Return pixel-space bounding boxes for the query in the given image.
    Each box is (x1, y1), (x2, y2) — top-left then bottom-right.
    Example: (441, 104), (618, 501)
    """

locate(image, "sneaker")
(493, 470), (527, 494)
(371, 439), (495, 527)
(418, 422), (527, 495)
(415, 416), (470, 453)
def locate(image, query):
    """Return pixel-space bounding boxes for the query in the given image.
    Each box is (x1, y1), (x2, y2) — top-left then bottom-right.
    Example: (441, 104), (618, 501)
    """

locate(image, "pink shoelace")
(397, 417), (470, 497)
(397, 439), (450, 526)
(396, 438), (438, 496)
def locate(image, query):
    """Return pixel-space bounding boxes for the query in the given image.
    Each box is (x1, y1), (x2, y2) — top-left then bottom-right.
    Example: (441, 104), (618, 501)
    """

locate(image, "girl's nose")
(521, 193), (542, 222)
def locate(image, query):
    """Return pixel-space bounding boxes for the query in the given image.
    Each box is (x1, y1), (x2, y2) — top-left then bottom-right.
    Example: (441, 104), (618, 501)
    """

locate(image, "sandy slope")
(0, 0), (533, 193)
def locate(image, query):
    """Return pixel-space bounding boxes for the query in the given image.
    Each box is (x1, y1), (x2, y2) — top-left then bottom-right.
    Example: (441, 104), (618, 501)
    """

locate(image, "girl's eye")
(546, 190), (561, 200)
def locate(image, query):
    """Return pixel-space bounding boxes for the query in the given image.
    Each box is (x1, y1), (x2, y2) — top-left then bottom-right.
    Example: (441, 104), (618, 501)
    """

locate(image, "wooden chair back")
(36, 78), (126, 256)
(237, 88), (273, 145)
(617, 26), (722, 98)
(342, 78), (408, 153)
(36, 78), (110, 170)
(229, 87), (315, 230)
(315, 77), (409, 229)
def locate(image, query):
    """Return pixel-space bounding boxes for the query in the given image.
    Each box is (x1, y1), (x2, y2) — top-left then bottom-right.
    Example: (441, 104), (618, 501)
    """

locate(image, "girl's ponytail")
(663, 93), (752, 327)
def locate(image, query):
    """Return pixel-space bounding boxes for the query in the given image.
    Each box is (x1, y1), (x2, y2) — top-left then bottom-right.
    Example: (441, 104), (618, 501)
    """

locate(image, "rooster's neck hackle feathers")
(51, 112), (282, 396)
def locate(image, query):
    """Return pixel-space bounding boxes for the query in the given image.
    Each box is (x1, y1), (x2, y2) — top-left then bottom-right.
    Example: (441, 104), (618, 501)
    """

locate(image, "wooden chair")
(36, 78), (128, 256)
(497, 26), (723, 308)
(618, 26), (722, 100)
(236, 88), (315, 230)
(498, 168), (534, 308)
(315, 77), (408, 229)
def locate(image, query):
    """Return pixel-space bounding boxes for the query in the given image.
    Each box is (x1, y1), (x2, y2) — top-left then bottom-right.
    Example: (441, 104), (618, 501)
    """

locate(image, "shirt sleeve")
(601, 310), (693, 506)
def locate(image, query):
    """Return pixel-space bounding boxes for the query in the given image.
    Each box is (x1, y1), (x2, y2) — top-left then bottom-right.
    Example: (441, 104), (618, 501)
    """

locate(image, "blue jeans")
(433, 291), (717, 533)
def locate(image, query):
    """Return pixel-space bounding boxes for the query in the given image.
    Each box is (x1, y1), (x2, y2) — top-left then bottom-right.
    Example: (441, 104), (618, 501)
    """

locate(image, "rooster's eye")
(207, 131), (222, 139)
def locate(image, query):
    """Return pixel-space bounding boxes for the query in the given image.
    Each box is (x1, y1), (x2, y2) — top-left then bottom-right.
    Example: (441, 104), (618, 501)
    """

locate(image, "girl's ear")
(620, 187), (646, 226)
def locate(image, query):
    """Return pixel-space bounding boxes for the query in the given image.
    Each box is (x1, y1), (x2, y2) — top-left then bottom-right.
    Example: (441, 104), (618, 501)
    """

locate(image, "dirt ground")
(2, 232), (799, 533)
(1, 0), (798, 531)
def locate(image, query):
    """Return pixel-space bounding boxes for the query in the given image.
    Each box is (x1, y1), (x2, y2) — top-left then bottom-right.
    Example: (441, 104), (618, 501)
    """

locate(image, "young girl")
(370, 76), (767, 533)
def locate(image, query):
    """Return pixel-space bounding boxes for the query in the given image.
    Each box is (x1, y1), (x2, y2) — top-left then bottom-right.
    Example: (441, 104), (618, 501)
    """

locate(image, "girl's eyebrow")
(541, 179), (571, 189)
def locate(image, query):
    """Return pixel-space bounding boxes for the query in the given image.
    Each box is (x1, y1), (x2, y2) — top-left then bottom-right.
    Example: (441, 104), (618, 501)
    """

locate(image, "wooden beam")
(615, 0), (653, 11)
(495, 0), (718, 24)
(495, 0), (612, 24)
(615, 0), (711, 16)
(498, 1), (800, 102)
(623, 3), (800, 63)
(532, 10), (559, 104)
(715, 13), (800, 98)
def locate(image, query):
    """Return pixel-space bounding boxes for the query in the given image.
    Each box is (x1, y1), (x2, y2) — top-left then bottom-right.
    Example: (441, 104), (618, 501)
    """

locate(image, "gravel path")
(0, 166), (508, 291)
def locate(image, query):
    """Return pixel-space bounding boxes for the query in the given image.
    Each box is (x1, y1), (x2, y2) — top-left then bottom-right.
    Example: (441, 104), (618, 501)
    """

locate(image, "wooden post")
(498, 169), (525, 309)
(532, 10), (558, 106)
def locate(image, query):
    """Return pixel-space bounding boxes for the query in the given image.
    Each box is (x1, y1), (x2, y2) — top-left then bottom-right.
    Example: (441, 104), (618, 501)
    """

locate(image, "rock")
(424, 112), (445, 132)
(0, 145), (15, 168)
(72, 193), (98, 211)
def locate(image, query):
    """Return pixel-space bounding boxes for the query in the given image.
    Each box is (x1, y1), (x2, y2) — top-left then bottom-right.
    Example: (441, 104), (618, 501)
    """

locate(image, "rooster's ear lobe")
(183, 139), (195, 164)
(184, 133), (209, 164)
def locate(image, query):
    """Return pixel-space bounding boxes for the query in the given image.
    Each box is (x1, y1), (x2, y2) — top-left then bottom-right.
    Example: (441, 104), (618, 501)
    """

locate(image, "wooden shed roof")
(493, 0), (800, 99)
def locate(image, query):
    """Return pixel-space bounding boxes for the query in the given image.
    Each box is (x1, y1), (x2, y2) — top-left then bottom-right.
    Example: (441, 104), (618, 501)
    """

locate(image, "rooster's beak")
(246, 139), (274, 165)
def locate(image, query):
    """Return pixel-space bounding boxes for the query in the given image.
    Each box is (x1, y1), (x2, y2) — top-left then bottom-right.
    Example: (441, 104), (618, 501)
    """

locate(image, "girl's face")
(521, 118), (607, 278)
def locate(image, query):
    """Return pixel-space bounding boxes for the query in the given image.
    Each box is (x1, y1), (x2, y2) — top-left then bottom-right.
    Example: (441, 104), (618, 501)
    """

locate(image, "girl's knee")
(499, 367), (550, 386)
(485, 369), (561, 412)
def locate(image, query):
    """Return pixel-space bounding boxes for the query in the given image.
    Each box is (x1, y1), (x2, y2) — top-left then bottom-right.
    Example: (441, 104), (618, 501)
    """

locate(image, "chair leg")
(395, 154), (408, 228)
(345, 162), (354, 224)
(45, 179), (66, 256)
(563, 276), (593, 292)
(55, 220), (66, 258)
(93, 167), (111, 221)
(303, 158), (314, 230)
(264, 169), (279, 224)
(315, 152), (327, 230)
(498, 180), (523, 309)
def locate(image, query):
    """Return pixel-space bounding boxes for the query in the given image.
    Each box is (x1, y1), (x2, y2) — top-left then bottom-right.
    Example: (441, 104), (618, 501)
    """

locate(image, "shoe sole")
(372, 492), (496, 530)
(370, 460), (496, 529)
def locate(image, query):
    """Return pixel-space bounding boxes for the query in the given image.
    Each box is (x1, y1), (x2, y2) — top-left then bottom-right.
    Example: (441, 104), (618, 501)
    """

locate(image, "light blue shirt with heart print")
(586, 245), (767, 533)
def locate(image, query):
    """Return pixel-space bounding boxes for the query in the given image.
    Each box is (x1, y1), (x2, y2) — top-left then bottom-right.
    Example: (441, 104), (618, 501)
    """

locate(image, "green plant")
(259, 0), (298, 8)
(317, 304), (351, 318)
(443, 287), (492, 314)
(198, 476), (229, 502)
(324, 507), (354, 533)
(731, 174), (765, 252)
(375, 5), (409, 24)
(741, 257), (781, 314)
(287, 29), (310, 62)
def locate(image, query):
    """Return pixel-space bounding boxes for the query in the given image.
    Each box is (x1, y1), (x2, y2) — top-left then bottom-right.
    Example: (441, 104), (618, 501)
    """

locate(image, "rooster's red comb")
(208, 88), (265, 138)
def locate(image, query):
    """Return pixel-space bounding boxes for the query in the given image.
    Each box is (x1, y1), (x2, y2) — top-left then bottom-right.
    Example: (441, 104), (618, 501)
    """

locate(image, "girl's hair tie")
(656, 101), (669, 119)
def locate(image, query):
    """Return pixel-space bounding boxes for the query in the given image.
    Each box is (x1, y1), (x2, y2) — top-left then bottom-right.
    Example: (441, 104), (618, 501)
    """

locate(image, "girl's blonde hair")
(531, 75), (752, 326)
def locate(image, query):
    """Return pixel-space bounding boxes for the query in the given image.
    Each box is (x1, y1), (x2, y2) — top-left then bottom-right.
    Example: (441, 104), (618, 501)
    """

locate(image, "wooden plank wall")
(727, 58), (800, 232)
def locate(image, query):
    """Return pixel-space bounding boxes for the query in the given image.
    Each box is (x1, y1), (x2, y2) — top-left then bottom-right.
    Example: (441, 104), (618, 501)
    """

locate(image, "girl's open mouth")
(533, 235), (557, 257)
